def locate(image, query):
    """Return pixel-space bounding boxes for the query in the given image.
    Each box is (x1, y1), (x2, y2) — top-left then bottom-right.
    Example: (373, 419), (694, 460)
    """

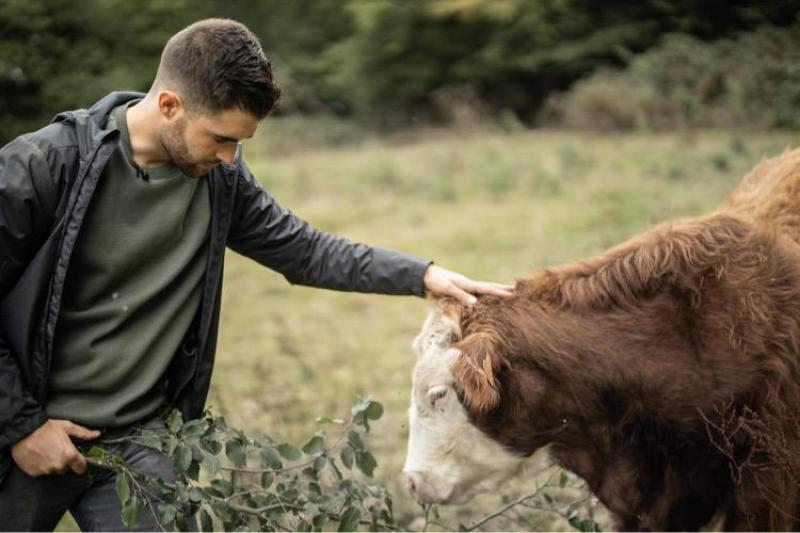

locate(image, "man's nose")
(217, 144), (237, 165)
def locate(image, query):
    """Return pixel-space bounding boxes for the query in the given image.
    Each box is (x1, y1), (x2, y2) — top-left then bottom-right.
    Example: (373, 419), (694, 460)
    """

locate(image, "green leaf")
(165, 435), (179, 456)
(175, 444), (193, 473)
(313, 455), (327, 472)
(182, 419), (207, 438)
(351, 397), (371, 416)
(313, 513), (329, 530)
(187, 460), (200, 481)
(201, 436), (223, 455)
(199, 509), (213, 532)
(365, 401), (383, 421)
(277, 443), (302, 460)
(175, 515), (189, 531)
(338, 507), (361, 532)
(329, 457), (343, 480)
(316, 416), (345, 425)
(260, 471), (274, 489)
(259, 446), (283, 469)
(353, 411), (368, 431)
(213, 415), (229, 431)
(158, 503), (177, 526)
(211, 479), (234, 498)
(355, 450), (377, 477)
(166, 410), (184, 433)
(340, 447), (354, 469)
(202, 452), (220, 475)
(302, 435), (325, 455)
(114, 474), (131, 505)
(346, 431), (364, 450)
(138, 430), (162, 451)
(85, 445), (108, 459)
(232, 470), (245, 491)
(225, 440), (247, 467)
(121, 495), (142, 530)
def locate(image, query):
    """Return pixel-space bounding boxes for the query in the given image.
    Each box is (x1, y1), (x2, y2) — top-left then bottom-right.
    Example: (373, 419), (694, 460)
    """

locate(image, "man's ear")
(157, 90), (183, 120)
(451, 331), (502, 413)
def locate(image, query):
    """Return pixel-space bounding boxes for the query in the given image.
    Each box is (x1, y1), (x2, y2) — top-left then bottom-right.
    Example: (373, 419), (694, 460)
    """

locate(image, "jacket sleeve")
(0, 136), (57, 448)
(227, 162), (432, 296)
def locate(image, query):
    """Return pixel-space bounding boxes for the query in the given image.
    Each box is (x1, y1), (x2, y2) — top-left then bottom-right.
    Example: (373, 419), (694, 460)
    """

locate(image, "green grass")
(57, 126), (796, 531)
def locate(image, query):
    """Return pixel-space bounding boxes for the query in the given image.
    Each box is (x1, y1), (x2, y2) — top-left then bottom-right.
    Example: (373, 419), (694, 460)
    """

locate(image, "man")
(0, 18), (511, 530)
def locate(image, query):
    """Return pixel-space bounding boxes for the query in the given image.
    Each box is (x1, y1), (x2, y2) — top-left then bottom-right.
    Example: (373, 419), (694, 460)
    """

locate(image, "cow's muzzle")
(401, 470), (461, 505)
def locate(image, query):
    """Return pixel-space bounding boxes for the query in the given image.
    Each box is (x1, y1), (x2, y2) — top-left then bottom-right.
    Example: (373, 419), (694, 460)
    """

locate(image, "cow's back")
(724, 147), (800, 245)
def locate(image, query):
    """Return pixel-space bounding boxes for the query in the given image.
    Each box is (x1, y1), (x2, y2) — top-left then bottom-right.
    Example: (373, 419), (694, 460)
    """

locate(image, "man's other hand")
(423, 264), (514, 305)
(10, 419), (101, 477)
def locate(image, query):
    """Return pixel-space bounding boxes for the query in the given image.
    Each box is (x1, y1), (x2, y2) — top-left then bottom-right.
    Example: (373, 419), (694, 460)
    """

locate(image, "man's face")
(159, 106), (260, 178)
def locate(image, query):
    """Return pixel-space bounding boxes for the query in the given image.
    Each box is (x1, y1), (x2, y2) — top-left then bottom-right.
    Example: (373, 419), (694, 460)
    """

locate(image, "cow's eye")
(427, 385), (448, 404)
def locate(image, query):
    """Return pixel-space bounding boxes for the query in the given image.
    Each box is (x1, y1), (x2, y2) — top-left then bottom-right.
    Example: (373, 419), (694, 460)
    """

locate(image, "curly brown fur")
(450, 147), (800, 530)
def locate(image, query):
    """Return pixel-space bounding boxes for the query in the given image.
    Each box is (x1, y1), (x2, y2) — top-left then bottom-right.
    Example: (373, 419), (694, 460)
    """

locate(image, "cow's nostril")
(401, 471), (420, 497)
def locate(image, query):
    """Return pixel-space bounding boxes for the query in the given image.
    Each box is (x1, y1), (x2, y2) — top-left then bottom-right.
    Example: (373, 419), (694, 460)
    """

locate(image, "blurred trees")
(545, 23), (800, 130)
(2, 0), (799, 143)
(0, 0), (210, 142)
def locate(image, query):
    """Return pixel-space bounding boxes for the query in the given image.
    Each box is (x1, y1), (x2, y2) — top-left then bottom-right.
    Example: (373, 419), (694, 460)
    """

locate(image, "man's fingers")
(67, 447), (88, 475)
(456, 279), (514, 299)
(63, 421), (101, 440)
(449, 286), (478, 305)
(471, 281), (514, 298)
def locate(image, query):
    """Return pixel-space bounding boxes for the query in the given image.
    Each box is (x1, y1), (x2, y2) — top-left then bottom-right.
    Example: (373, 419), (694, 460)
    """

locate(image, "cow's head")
(402, 302), (551, 505)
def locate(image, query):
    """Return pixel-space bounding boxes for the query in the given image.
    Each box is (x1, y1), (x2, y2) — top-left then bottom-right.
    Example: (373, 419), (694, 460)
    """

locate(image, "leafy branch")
(85, 397), (392, 531)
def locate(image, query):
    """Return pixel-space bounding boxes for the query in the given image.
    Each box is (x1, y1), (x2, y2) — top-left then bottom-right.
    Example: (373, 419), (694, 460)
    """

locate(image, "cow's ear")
(452, 331), (502, 413)
(437, 298), (464, 340)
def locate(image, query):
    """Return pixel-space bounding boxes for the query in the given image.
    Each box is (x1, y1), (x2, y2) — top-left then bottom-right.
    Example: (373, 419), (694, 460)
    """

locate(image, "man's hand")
(423, 264), (514, 305)
(10, 419), (101, 477)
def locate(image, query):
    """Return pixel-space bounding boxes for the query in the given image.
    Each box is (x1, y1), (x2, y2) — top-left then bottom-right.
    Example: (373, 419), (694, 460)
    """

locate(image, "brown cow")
(402, 148), (800, 531)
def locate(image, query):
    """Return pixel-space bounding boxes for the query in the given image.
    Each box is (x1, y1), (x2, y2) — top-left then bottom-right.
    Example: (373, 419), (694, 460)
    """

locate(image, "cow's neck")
(466, 295), (733, 527)
(469, 294), (704, 456)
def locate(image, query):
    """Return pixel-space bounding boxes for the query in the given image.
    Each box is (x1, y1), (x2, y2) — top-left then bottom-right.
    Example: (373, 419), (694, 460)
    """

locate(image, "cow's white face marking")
(402, 307), (551, 505)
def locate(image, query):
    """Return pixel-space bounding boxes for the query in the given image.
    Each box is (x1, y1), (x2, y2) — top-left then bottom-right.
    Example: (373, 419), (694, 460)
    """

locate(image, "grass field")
(58, 125), (796, 531)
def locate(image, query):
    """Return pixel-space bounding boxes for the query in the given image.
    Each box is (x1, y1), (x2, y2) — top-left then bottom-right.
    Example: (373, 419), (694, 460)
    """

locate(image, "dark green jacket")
(0, 92), (429, 484)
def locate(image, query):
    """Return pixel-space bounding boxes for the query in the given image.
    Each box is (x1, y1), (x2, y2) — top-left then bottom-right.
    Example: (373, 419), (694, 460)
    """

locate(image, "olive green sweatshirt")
(46, 100), (210, 427)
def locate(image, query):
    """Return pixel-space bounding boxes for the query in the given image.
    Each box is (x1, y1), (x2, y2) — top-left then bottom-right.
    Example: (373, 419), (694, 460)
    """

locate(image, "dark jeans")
(0, 414), (178, 532)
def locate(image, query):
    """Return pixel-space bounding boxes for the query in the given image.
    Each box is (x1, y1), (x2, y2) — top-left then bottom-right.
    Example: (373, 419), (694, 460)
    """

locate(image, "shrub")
(544, 21), (800, 131)
(85, 398), (392, 531)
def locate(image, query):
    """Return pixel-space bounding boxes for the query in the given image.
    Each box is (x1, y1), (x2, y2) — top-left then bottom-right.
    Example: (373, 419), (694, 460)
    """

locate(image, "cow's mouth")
(402, 471), (478, 506)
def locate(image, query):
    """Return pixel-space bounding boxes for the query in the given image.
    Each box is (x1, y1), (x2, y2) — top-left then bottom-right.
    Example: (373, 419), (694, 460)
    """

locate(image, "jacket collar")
(52, 92), (144, 160)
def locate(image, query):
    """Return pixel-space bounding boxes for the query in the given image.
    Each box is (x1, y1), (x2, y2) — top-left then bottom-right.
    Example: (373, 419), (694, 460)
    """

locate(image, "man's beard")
(159, 118), (214, 178)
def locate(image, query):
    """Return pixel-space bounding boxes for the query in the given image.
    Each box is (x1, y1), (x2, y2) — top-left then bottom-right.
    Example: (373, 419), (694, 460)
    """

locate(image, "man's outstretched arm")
(227, 162), (513, 302)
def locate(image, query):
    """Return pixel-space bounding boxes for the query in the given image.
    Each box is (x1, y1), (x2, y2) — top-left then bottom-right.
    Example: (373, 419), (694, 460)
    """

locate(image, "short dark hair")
(156, 18), (280, 118)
